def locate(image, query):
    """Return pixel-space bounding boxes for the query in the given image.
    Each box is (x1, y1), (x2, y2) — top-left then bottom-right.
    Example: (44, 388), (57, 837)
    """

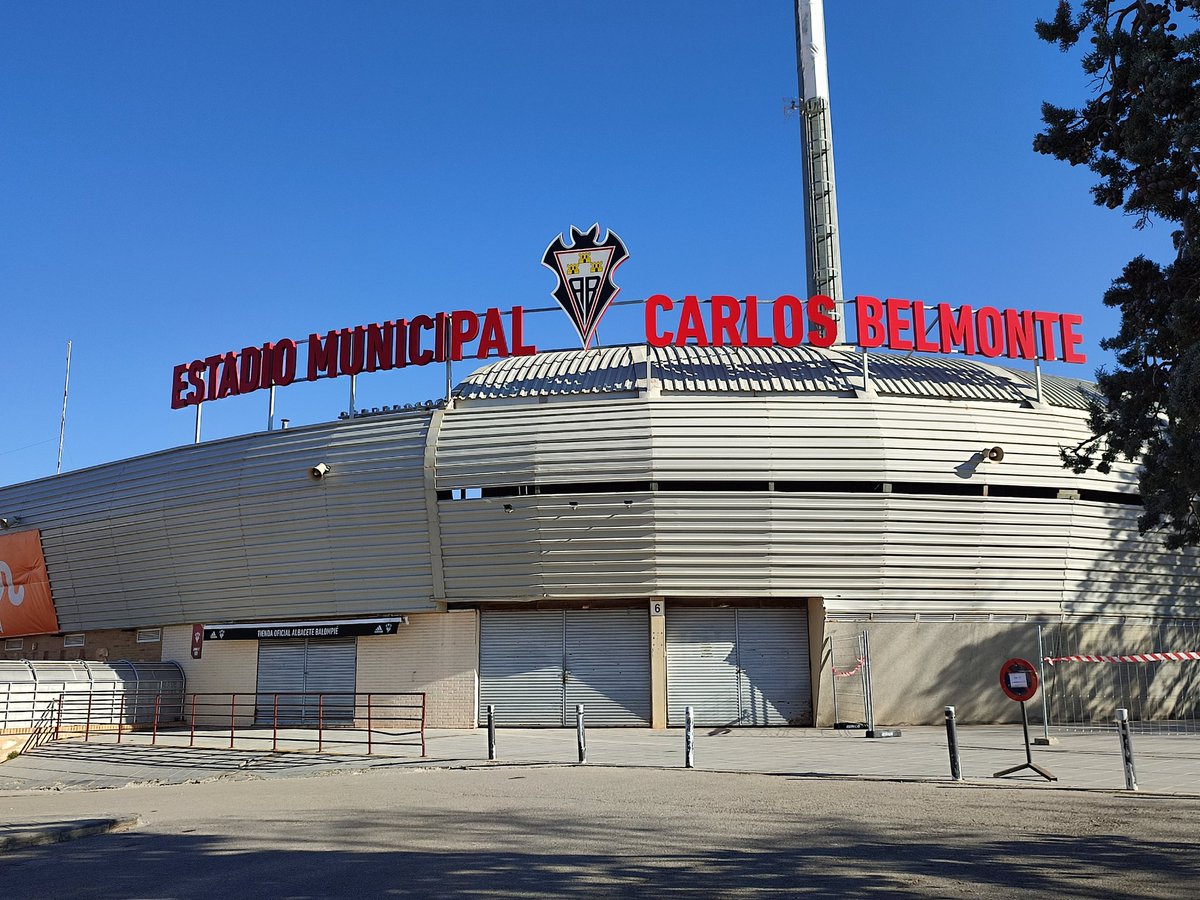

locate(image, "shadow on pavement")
(0, 742), (407, 790)
(3, 808), (1197, 898)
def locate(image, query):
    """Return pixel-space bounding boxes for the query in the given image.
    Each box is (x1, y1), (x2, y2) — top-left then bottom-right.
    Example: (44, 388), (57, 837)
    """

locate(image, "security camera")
(984, 446), (1005, 462)
(310, 463), (330, 479)
(0, 517), (16, 529)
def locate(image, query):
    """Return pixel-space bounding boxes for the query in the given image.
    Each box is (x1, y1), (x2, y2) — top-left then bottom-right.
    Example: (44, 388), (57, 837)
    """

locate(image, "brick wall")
(1, 628), (163, 664)
(161, 624), (260, 726)
(356, 610), (478, 727)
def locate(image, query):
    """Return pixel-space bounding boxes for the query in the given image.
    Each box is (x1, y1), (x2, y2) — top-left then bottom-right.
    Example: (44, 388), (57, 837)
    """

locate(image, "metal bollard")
(576, 705), (587, 764)
(487, 704), (497, 761)
(944, 706), (962, 781)
(685, 705), (695, 769)
(1116, 708), (1138, 791)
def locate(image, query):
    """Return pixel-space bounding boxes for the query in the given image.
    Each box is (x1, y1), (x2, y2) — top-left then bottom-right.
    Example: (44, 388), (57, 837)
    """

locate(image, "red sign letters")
(171, 307), (537, 409)
(172, 294), (1085, 409)
(645, 294), (1085, 363)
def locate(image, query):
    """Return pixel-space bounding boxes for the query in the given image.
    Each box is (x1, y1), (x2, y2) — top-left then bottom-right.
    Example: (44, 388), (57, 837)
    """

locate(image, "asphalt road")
(2, 766), (1198, 898)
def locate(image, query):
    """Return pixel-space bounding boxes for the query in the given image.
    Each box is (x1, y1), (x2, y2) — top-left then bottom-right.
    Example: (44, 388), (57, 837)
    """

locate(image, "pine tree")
(1035, 1), (1200, 548)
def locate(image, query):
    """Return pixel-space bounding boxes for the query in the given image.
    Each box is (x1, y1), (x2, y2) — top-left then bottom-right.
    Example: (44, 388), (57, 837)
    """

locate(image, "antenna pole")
(56, 340), (72, 475)
(795, 0), (845, 340)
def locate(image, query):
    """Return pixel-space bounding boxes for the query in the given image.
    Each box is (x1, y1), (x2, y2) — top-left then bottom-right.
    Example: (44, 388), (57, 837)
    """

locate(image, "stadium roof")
(455, 344), (1100, 410)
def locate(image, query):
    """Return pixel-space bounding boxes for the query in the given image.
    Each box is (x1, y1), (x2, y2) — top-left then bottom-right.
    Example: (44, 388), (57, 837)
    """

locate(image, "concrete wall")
(818, 621), (1041, 726)
(818, 618), (1200, 727)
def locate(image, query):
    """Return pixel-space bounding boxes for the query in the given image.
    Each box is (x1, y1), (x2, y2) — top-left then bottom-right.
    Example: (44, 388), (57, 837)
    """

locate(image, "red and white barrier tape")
(1043, 651), (1200, 666)
(832, 657), (865, 678)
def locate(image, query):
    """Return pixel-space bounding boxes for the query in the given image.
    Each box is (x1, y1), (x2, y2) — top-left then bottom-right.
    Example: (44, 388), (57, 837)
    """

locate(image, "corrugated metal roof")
(650, 344), (852, 393)
(865, 354), (1031, 403)
(1007, 369), (1102, 411)
(458, 346), (640, 399)
(456, 344), (1097, 410)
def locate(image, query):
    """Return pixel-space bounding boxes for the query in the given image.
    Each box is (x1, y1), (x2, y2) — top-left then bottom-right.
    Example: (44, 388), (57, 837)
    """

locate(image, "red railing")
(51, 690), (426, 757)
(19, 697), (61, 755)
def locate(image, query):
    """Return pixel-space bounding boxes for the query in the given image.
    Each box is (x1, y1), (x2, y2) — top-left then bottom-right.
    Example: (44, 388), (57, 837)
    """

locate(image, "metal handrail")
(44, 690), (426, 757)
(19, 695), (62, 754)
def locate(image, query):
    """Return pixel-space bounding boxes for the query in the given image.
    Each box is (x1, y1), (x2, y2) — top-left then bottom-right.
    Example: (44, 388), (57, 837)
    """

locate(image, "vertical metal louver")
(667, 607), (811, 726)
(478, 608), (651, 726)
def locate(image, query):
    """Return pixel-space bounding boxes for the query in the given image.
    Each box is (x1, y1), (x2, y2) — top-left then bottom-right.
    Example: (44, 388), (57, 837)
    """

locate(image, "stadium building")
(4, 1), (1196, 732)
(2, 342), (1197, 729)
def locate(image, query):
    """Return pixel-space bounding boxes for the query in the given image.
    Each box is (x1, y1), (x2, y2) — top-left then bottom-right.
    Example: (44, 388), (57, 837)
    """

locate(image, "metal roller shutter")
(666, 607), (811, 726)
(256, 640), (306, 724)
(666, 608), (740, 726)
(479, 611), (565, 726)
(255, 637), (357, 724)
(736, 609), (811, 725)
(565, 608), (651, 726)
(479, 609), (651, 726)
(305, 638), (357, 723)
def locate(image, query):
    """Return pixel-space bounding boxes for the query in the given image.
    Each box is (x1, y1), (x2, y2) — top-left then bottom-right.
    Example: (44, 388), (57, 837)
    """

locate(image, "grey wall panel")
(3, 379), (1198, 632)
(440, 493), (657, 600)
(0, 414), (439, 631)
(438, 489), (1200, 618)
(436, 400), (653, 490)
(653, 494), (887, 598)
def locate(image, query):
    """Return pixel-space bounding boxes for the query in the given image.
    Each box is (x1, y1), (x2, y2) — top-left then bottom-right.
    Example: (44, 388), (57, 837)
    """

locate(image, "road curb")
(434, 761), (1200, 798)
(0, 816), (140, 852)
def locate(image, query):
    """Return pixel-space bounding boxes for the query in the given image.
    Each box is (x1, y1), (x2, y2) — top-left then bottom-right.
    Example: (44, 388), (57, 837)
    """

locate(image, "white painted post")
(1116, 708), (1138, 791)
(576, 705), (586, 764)
(685, 705), (695, 768)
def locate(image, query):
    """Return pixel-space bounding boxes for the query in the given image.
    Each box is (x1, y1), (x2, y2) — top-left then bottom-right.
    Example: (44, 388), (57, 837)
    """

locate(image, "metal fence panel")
(1042, 621), (1200, 735)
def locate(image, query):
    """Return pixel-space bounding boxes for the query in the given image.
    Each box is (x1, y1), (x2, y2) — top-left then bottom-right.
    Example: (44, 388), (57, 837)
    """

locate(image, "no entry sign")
(999, 658), (1039, 702)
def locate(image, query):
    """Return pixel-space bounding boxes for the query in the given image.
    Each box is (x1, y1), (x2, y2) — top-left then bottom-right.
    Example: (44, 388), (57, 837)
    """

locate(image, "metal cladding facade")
(441, 344), (1192, 618)
(1, 344), (1198, 727)
(0, 415), (436, 631)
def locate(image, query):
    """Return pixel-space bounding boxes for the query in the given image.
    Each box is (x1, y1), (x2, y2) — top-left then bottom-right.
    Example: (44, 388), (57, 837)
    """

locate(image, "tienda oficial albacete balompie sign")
(170, 224), (1086, 409)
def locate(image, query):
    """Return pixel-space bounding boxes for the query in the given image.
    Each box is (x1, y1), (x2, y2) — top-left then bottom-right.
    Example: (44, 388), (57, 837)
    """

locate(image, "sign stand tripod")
(994, 657), (1056, 782)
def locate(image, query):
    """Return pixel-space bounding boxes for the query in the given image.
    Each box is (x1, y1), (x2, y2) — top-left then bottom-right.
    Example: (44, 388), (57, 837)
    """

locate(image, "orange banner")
(0, 530), (58, 638)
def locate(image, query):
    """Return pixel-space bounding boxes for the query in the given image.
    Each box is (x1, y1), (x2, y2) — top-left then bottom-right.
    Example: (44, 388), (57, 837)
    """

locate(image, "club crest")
(542, 224), (629, 349)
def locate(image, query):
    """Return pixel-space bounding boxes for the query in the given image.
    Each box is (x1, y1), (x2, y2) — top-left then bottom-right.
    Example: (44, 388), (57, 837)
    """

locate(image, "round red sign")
(999, 658), (1039, 702)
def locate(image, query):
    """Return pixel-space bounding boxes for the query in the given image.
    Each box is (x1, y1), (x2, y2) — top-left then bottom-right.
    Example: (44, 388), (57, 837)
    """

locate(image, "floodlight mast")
(794, 0), (845, 342)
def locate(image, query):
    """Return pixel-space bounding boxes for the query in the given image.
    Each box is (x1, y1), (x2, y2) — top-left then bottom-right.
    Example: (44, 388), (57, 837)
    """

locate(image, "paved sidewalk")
(2, 724), (1199, 795)
(3, 724), (1199, 852)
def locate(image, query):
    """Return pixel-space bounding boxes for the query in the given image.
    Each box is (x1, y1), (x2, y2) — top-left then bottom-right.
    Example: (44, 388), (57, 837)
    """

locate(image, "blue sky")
(0, 1), (1175, 486)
